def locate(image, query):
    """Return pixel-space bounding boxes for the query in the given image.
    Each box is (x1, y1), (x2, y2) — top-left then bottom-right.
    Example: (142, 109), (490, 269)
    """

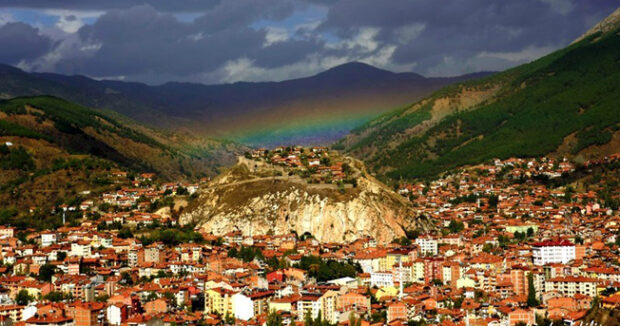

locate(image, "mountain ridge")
(0, 62), (491, 146)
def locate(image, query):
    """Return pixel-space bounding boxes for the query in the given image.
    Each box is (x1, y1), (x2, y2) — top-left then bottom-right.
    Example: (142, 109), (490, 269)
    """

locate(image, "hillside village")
(245, 146), (357, 186)
(0, 152), (617, 326)
(0, 3), (619, 326)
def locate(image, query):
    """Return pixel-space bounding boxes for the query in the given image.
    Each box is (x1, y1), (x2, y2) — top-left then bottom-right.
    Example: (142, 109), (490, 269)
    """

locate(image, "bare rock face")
(573, 7), (620, 44)
(180, 157), (423, 244)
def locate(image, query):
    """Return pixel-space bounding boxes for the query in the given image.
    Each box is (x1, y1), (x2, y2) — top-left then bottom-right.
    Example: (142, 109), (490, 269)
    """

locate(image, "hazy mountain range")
(0, 62), (490, 146)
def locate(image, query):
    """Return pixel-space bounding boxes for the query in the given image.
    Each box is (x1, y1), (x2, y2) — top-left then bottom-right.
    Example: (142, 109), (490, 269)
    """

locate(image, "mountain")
(0, 96), (244, 209)
(0, 62), (490, 146)
(339, 8), (620, 180)
(180, 156), (432, 244)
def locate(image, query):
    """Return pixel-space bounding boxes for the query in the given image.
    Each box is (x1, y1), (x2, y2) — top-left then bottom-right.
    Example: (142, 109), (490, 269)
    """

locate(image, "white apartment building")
(416, 236), (438, 256)
(70, 241), (91, 257)
(297, 294), (321, 320)
(545, 276), (597, 297)
(41, 232), (57, 247)
(531, 240), (575, 265)
(231, 293), (254, 321)
(371, 271), (394, 288)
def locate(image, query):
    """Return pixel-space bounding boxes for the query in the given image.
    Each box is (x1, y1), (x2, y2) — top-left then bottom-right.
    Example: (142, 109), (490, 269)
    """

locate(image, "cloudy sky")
(0, 0), (616, 84)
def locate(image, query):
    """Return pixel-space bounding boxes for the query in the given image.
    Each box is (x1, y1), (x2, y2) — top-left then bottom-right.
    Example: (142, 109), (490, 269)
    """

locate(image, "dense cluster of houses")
(248, 146), (350, 183)
(0, 154), (618, 326)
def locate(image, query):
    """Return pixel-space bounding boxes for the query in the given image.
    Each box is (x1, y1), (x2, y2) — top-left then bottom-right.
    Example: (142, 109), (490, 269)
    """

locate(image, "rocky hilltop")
(180, 156), (426, 244)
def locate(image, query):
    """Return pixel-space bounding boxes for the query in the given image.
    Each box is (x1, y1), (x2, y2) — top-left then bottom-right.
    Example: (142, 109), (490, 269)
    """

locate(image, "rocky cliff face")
(180, 158), (425, 244)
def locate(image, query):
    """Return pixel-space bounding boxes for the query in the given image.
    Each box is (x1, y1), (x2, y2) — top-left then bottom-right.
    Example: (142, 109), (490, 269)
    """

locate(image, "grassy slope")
(0, 96), (244, 209)
(0, 96), (244, 177)
(342, 28), (620, 180)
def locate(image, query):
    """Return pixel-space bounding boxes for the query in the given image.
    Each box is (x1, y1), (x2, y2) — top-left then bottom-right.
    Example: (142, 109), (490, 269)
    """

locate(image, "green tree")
(16, 290), (32, 305)
(57, 251), (67, 261)
(488, 195), (499, 208)
(118, 228), (133, 239)
(527, 272), (539, 307)
(121, 271), (134, 285)
(224, 312), (235, 325)
(348, 313), (362, 326)
(267, 311), (283, 326)
(38, 264), (56, 282)
(448, 219), (464, 233)
(95, 294), (109, 303)
(526, 227), (534, 237)
(43, 291), (65, 302)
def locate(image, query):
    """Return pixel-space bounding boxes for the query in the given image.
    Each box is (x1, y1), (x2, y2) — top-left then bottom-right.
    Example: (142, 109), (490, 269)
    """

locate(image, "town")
(0, 148), (619, 326)
(244, 146), (357, 186)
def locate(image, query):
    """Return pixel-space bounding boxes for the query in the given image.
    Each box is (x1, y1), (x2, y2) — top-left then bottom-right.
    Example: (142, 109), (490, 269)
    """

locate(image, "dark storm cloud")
(55, 1), (303, 78)
(193, 0), (296, 32)
(0, 0), (221, 12)
(319, 0), (619, 75)
(0, 0), (617, 82)
(0, 22), (52, 64)
(253, 39), (325, 68)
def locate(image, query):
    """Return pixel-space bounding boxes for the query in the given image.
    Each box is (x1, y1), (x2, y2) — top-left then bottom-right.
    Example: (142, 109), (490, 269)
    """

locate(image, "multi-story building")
(370, 271), (394, 288)
(0, 227), (15, 238)
(143, 245), (161, 263)
(41, 232), (57, 247)
(127, 248), (139, 267)
(545, 276), (598, 297)
(320, 291), (339, 324)
(205, 288), (235, 316)
(231, 293), (253, 321)
(338, 292), (370, 311)
(508, 309), (535, 326)
(531, 240), (575, 265)
(387, 302), (407, 322)
(73, 302), (105, 326)
(416, 236), (438, 256)
(297, 294), (321, 321)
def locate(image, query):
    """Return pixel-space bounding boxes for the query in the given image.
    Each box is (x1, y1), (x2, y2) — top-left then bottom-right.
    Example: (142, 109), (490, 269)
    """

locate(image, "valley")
(0, 4), (619, 326)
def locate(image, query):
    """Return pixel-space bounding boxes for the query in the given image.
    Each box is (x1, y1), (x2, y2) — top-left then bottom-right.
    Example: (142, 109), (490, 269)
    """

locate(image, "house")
(144, 299), (168, 315)
(508, 309), (534, 326)
(73, 302), (105, 326)
(387, 302), (407, 322)
(25, 313), (73, 326)
(106, 304), (128, 326)
(41, 232), (57, 248)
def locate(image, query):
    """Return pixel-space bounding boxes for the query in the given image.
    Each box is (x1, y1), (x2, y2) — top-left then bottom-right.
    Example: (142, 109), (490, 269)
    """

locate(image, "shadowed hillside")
(339, 9), (620, 181)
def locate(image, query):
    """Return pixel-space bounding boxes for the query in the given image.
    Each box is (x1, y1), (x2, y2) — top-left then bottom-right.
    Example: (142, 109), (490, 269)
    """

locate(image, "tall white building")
(41, 232), (57, 247)
(415, 236), (438, 256)
(231, 293), (254, 321)
(297, 294), (321, 320)
(531, 240), (575, 265)
(370, 271), (394, 288)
